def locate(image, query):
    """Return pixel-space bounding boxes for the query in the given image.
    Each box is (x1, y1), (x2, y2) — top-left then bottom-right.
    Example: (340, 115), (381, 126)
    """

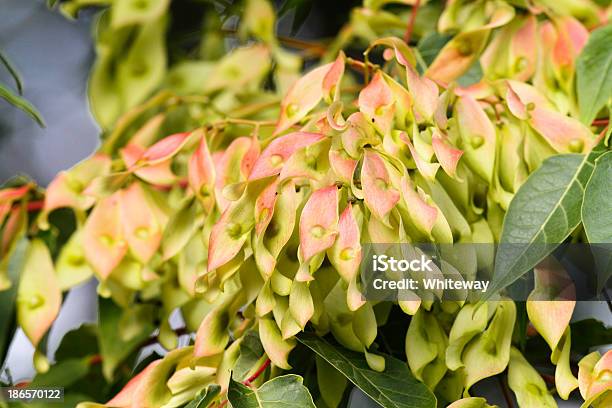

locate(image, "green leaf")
(0, 82), (45, 127)
(29, 358), (90, 388)
(570, 319), (612, 355)
(54, 324), (99, 361)
(98, 298), (154, 380)
(0, 239), (28, 366)
(490, 151), (603, 296)
(298, 333), (436, 408)
(582, 151), (612, 242)
(233, 331), (265, 381)
(576, 24), (612, 125)
(184, 384), (221, 408)
(0, 50), (23, 94)
(417, 32), (451, 67)
(228, 374), (316, 408)
(582, 151), (612, 290)
(456, 62), (483, 88)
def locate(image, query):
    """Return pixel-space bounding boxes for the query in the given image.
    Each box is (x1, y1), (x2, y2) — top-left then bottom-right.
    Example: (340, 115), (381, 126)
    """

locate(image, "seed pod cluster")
(0, 0), (610, 407)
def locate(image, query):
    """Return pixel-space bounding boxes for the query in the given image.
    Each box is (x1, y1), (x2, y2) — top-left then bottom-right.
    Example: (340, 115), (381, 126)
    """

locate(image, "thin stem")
(277, 36), (327, 57)
(25, 200), (44, 212)
(403, 0), (422, 45)
(228, 99), (280, 118)
(346, 57), (380, 76)
(215, 358), (271, 407)
(220, 118), (276, 127)
(221, 28), (327, 57)
(592, 118), (609, 126)
(244, 358), (271, 386)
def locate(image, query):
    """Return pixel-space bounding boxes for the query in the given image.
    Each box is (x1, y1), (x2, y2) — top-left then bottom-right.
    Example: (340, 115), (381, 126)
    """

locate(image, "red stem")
(592, 119), (609, 126)
(244, 358), (271, 386)
(25, 200), (44, 211)
(14, 381), (30, 388)
(403, 0), (421, 44)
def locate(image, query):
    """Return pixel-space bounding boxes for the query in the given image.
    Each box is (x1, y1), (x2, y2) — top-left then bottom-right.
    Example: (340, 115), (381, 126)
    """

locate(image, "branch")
(403, 0), (422, 45)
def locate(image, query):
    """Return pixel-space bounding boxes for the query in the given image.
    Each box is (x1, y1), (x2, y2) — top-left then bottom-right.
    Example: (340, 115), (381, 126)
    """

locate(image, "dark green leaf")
(0, 83), (45, 127)
(490, 151), (603, 297)
(0, 239), (28, 366)
(29, 358), (90, 388)
(98, 298), (154, 380)
(298, 333), (436, 408)
(582, 151), (612, 290)
(184, 384), (221, 408)
(228, 374), (316, 408)
(233, 331), (265, 381)
(417, 32), (451, 66)
(576, 24), (612, 125)
(582, 151), (612, 242)
(456, 62), (483, 87)
(54, 324), (99, 361)
(570, 319), (612, 355)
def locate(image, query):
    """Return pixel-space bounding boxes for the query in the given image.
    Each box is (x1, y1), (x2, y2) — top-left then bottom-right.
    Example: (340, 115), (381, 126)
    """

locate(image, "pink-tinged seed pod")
(431, 128), (463, 178)
(249, 132), (325, 180)
(188, 133), (216, 212)
(358, 72), (395, 136)
(361, 150), (400, 223)
(299, 185), (339, 262)
(82, 193), (128, 280)
(328, 204), (362, 283)
(118, 183), (162, 263)
(275, 62), (335, 135)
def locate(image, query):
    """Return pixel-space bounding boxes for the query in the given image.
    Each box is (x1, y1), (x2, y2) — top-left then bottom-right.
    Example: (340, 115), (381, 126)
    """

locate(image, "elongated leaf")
(582, 151), (612, 290)
(0, 50), (23, 93)
(582, 151), (612, 243)
(228, 374), (315, 408)
(576, 25), (612, 125)
(490, 151), (604, 296)
(0, 82), (45, 127)
(298, 333), (436, 408)
(184, 384), (221, 408)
